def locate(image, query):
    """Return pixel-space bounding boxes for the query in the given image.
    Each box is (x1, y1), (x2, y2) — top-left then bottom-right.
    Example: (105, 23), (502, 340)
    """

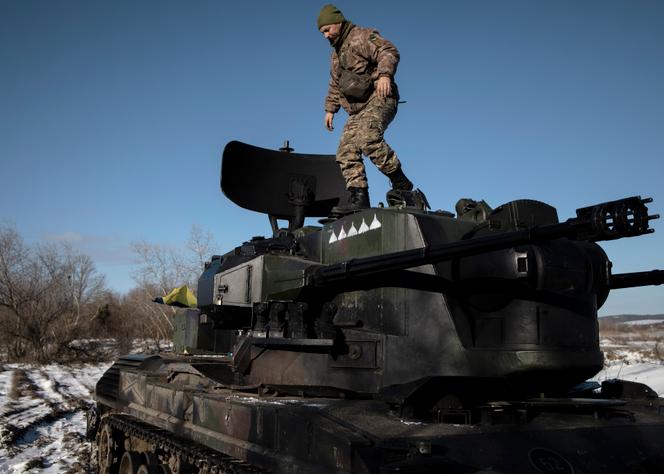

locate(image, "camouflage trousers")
(336, 96), (401, 189)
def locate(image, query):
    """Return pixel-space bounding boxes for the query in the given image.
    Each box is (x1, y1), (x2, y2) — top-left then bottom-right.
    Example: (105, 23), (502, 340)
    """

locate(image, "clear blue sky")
(1, 0), (662, 315)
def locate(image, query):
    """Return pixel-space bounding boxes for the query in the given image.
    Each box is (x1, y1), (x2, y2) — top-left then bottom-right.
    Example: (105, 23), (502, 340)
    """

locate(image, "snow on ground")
(623, 319), (664, 326)
(0, 363), (111, 474)
(0, 334), (661, 473)
(0, 339), (169, 473)
(593, 363), (664, 396)
(595, 325), (664, 395)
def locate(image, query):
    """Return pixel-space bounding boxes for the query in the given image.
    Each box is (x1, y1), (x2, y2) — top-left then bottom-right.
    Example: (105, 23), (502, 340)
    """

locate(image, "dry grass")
(599, 319), (664, 365)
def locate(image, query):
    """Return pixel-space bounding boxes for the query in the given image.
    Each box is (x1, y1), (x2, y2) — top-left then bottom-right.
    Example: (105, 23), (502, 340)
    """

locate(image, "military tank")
(89, 141), (664, 474)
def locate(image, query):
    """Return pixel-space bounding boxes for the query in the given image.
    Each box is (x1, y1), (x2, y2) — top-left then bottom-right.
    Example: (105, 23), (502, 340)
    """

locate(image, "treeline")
(0, 225), (214, 363)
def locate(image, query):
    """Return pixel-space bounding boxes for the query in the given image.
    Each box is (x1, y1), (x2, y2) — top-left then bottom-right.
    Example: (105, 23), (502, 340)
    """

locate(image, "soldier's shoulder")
(349, 25), (375, 39)
(351, 26), (390, 48)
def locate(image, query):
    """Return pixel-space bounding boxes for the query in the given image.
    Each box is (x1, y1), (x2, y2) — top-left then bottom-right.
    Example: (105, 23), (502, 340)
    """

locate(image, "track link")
(100, 413), (267, 474)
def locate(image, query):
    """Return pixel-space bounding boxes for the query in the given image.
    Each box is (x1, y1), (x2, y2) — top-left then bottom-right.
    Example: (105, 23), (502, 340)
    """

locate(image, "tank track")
(100, 413), (267, 474)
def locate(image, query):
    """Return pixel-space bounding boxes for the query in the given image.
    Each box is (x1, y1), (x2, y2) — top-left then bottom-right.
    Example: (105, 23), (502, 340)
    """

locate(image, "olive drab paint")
(90, 141), (664, 473)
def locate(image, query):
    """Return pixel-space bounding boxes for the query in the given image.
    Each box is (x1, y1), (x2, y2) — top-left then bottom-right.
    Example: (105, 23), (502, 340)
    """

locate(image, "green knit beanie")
(317, 4), (346, 29)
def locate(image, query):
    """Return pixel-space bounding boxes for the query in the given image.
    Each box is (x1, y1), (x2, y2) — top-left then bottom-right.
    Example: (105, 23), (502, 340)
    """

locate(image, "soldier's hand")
(376, 76), (392, 98)
(325, 112), (335, 131)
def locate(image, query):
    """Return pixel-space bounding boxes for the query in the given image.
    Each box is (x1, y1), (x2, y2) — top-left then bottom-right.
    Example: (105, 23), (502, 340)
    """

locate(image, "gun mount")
(311, 195), (659, 287)
(191, 190), (661, 400)
(91, 141), (664, 474)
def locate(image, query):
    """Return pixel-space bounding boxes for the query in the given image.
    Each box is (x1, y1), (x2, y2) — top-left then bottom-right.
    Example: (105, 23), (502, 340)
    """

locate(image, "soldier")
(318, 4), (414, 213)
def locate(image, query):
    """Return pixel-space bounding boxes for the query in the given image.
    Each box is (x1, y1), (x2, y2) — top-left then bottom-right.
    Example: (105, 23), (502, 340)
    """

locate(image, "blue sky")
(1, 0), (662, 315)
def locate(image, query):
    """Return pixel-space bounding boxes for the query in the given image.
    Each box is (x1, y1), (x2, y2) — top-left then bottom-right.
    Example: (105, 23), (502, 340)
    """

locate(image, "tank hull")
(92, 354), (664, 474)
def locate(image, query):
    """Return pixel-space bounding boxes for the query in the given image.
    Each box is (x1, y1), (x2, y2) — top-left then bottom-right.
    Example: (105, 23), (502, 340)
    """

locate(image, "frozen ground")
(0, 363), (110, 473)
(0, 333), (662, 473)
(593, 362), (664, 395)
(593, 322), (664, 395)
(0, 340), (167, 473)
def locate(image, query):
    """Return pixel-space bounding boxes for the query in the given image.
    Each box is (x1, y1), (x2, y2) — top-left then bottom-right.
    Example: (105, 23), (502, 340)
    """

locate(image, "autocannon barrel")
(312, 196), (658, 287)
(609, 270), (664, 290)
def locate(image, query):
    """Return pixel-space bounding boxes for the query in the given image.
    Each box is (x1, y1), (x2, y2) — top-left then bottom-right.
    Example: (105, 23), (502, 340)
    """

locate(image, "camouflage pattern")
(324, 24), (401, 189)
(336, 95), (401, 188)
(324, 25), (400, 116)
(93, 193), (664, 474)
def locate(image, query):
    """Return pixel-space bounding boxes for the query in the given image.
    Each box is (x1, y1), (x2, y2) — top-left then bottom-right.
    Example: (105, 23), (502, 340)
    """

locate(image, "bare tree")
(132, 225), (217, 292)
(0, 225), (107, 362)
(128, 225), (218, 344)
(187, 225), (215, 278)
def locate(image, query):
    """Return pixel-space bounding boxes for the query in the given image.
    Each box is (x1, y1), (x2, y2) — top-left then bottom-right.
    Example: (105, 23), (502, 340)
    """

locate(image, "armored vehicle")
(90, 141), (664, 473)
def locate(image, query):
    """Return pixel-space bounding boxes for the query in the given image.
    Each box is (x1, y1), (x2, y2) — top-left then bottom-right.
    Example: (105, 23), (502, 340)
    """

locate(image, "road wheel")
(119, 451), (144, 474)
(137, 453), (172, 474)
(137, 464), (169, 474)
(98, 424), (121, 474)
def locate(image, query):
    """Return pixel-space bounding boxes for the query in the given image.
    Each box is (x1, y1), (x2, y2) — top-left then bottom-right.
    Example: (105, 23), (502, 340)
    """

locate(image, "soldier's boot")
(387, 167), (414, 191)
(331, 187), (371, 215)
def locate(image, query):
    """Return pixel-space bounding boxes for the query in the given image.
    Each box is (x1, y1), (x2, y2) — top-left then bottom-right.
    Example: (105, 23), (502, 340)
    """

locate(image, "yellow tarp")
(158, 286), (197, 308)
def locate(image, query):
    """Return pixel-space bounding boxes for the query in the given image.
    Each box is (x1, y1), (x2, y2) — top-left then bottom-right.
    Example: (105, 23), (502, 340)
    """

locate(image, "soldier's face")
(320, 23), (342, 42)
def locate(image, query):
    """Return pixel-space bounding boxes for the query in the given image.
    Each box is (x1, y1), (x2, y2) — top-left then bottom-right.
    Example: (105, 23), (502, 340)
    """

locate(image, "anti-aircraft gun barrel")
(312, 196), (659, 287)
(609, 270), (664, 289)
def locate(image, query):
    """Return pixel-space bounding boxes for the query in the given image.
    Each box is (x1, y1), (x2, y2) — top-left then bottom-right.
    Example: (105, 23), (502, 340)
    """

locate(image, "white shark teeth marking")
(369, 214), (382, 230)
(330, 217), (379, 245)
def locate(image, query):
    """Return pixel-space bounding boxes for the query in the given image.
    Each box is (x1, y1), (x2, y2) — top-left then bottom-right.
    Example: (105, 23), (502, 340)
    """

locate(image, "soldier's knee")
(336, 150), (362, 166)
(360, 140), (387, 158)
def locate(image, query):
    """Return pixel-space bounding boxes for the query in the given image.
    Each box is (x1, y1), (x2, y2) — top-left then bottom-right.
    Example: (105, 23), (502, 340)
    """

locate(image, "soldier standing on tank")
(318, 4), (415, 213)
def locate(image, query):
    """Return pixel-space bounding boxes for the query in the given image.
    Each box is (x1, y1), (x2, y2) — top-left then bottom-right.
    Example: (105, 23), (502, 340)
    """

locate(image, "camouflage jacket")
(324, 24), (400, 115)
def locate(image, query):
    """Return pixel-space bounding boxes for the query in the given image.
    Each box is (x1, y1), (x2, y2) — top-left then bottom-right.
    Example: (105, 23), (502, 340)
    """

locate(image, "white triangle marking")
(329, 231), (337, 244)
(348, 222), (358, 237)
(338, 226), (347, 240)
(369, 214), (382, 230)
(358, 218), (369, 234)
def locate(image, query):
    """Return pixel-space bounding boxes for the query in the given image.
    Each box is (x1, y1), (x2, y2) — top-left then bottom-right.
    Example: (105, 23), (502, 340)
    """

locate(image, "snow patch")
(623, 319), (664, 326)
(0, 363), (110, 473)
(592, 363), (664, 396)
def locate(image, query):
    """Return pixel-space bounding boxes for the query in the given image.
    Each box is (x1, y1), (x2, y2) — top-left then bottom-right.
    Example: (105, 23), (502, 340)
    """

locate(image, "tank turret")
(90, 141), (664, 474)
(186, 142), (663, 407)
